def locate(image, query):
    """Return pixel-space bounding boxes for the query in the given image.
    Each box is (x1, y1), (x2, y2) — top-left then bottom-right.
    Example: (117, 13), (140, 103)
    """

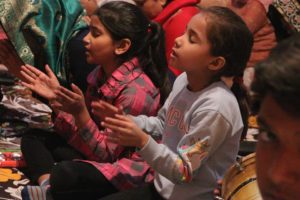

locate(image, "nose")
(83, 32), (91, 46)
(267, 150), (297, 187)
(174, 35), (183, 48)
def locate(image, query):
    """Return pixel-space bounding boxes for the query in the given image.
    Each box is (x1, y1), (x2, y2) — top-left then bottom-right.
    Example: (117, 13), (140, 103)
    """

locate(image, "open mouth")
(170, 49), (178, 58)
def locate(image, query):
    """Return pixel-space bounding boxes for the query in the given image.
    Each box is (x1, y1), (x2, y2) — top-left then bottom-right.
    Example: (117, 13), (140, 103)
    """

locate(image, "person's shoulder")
(200, 82), (239, 113)
(126, 72), (159, 95)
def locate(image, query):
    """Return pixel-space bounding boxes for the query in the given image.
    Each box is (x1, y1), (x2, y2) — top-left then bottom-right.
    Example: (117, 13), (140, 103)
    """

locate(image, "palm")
(20, 64), (60, 100)
(30, 74), (59, 99)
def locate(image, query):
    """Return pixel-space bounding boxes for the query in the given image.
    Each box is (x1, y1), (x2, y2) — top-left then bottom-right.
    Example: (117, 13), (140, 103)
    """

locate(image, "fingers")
(101, 122), (129, 134)
(100, 100), (118, 113)
(24, 64), (44, 77)
(91, 101), (104, 117)
(45, 64), (56, 79)
(91, 101), (104, 110)
(49, 101), (63, 110)
(20, 65), (38, 81)
(71, 83), (84, 96)
(114, 114), (132, 122)
(55, 87), (74, 103)
(103, 116), (131, 128)
(20, 81), (34, 90)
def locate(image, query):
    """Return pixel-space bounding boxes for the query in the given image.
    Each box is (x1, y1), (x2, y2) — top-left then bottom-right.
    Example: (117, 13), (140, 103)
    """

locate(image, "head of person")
(251, 33), (300, 200)
(80, 0), (137, 16)
(133, 0), (170, 19)
(170, 6), (253, 138)
(199, 0), (248, 8)
(83, 1), (170, 103)
(80, 0), (98, 16)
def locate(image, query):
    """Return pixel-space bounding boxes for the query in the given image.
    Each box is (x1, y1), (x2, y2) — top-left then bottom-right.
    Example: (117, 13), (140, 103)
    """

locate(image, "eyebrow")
(90, 25), (98, 30)
(257, 115), (272, 132)
(258, 115), (300, 137)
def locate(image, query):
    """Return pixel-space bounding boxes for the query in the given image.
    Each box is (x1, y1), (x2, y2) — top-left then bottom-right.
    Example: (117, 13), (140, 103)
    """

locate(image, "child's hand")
(214, 179), (223, 200)
(52, 84), (90, 128)
(52, 84), (87, 115)
(102, 114), (149, 149)
(91, 100), (124, 121)
(20, 64), (59, 99)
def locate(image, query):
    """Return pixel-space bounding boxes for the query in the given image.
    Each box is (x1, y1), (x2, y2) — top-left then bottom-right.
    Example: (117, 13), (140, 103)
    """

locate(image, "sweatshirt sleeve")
(138, 110), (232, 183)
(132, 88), (173, 137)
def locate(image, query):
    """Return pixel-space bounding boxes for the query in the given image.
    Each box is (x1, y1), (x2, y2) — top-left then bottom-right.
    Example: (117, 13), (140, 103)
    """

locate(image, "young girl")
(100, 6), (253, 200)
(199, 0), (277, 88)
(135, 0), (200, 79)
(20, 2), (170, 200)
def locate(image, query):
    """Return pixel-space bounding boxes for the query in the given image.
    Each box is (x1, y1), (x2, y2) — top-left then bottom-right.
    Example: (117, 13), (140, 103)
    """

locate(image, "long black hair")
(201, 6), (254, 140)
(95, 2), (170, 104)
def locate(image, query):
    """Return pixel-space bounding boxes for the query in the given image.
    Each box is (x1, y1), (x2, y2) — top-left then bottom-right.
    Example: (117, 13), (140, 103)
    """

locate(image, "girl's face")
(80, 0), (98, 16)
(83, 15), (117, 67)
(169, 14), (216, 74)
(140, 0), (166, 19)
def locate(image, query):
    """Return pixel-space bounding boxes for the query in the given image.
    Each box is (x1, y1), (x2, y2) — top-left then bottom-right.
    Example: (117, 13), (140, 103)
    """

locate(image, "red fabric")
(54, 57), (160, 190)
(154, 0), (200, 76)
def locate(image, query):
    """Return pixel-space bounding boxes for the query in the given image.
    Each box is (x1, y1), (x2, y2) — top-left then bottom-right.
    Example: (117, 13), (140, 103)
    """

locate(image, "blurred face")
(83, 16), (117, 67)
(256, 94), (300, 200)
(80, 0), (98, 16)
(169, 13), (215, 73)
(139, 0), (166, 19)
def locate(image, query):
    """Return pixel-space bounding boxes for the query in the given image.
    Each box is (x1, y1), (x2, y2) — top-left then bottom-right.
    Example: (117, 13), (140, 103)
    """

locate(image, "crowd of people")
(0, 0), (299, 199)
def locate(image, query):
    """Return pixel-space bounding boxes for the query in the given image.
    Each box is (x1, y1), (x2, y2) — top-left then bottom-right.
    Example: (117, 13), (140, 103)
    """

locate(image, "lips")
(170, 49), (178, 58)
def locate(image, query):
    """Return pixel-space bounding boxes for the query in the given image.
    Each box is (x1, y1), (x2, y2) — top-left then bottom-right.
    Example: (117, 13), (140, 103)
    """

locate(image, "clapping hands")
(91, 100), (123, 121)
(102, 114), (149, 149)
(20, 64), (60, 100)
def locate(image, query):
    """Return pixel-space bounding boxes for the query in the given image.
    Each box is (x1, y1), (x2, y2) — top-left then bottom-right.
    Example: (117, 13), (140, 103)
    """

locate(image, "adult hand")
(91, 100), (124, 121)
(20, 64), (60, 99)
(102, 114), (149, 149)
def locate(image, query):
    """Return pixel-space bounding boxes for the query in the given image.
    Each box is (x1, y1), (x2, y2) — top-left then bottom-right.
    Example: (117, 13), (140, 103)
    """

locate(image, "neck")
(102, 59), (121, 77)
(186, 71), (215, 92)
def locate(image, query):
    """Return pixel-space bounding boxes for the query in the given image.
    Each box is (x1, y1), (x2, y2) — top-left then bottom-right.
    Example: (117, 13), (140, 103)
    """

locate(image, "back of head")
(95, 1), (170, 103)
(200, 6), (254, 139)
(251, 33), (300, 117)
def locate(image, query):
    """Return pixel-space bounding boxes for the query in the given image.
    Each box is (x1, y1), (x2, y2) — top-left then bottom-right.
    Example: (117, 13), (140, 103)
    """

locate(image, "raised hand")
(91, 100), (124, 121)
(102, 114), (149, 149)
(20, 64), (60, 99)
(52, 84), (90, 129)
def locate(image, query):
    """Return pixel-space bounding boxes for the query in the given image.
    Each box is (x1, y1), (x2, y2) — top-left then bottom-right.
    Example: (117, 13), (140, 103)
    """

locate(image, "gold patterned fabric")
(0, 0), (87, 81)
(272, 0), (300, 32)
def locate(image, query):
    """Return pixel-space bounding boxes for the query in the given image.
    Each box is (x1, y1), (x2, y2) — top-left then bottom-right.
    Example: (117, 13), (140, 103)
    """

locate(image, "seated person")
(199, 0), (277, 88)
(0, 0), (94, 92)
(20, 2), (170, 200)
(251, 33), (300, 200)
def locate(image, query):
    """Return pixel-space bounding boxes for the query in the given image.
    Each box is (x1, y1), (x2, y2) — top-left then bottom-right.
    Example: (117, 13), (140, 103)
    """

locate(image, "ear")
(114, 38), (131, 55)
(208, 56), (226, 72)
(159, 0), (167, 7)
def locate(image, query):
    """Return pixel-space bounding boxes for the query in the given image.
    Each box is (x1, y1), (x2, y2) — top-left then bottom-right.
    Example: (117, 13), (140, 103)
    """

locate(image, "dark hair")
(95, 2), (170, 104)
(201, 6), (254, 139)
(251, 33), (300, 117)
